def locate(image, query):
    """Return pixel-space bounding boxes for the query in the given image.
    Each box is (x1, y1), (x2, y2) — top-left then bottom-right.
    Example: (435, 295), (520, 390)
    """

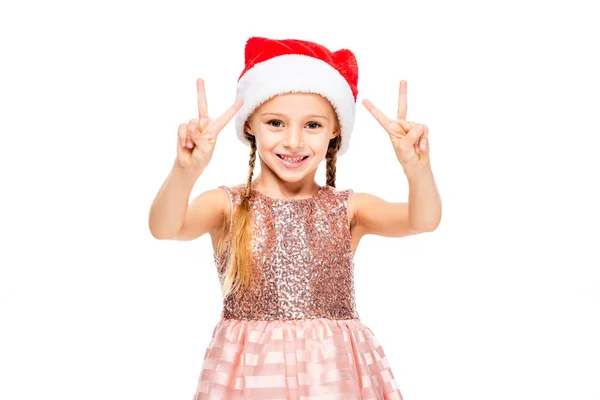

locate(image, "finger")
(412, 123), (421, 153)
(405, 124), (425, 146)
(397, 80), (407, 121)
(362, 99), (392, 131)
(397, 119), (410, 133)
(389, 121), (407, 136)
(178, 124), (187, 148)
(215, 98), (244, 130)
(197, 78), (208, 118)
(420, 124), (429, 152)
(191, 118), (210, 144)
(187, 120), (198, 148)
(404, 121), (418, 136)
(197, 117), (210, 134)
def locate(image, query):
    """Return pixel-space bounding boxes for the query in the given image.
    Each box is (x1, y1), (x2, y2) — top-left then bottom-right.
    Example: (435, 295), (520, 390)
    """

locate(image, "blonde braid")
(221, 130), (257, 299)
(325, 134), (342, 188)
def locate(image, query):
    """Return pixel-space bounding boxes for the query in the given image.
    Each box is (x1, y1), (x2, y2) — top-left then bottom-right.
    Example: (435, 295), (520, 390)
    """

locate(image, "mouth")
(276, 154), (309, 168)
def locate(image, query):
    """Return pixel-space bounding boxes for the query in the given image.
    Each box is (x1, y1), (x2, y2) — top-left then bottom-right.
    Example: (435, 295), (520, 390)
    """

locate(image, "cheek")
(308, 135), (331, 153)
(255, 134), (278, 152)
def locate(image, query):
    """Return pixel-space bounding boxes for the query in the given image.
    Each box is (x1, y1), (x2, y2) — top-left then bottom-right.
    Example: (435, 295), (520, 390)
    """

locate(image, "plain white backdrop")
(1, 0), (599, 399)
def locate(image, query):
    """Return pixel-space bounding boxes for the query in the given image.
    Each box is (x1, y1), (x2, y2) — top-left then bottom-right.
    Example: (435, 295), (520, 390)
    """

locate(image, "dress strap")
(330, 187), (354, 230)
(218, 185), (236, 239)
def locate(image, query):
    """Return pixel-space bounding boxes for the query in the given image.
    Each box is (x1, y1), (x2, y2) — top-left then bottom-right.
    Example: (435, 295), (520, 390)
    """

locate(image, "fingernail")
(417, 124), (423, 131)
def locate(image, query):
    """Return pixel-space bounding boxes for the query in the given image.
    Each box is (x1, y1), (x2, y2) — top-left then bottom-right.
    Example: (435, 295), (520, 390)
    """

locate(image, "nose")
(283, 125), (304, 149)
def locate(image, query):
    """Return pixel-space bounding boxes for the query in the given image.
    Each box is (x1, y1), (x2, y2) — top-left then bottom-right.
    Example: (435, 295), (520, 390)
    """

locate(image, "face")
(245, 92), (339, 184)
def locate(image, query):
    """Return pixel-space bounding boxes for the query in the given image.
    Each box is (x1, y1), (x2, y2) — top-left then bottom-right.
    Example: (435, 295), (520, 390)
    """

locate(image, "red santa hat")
(234, 37), (359, 156)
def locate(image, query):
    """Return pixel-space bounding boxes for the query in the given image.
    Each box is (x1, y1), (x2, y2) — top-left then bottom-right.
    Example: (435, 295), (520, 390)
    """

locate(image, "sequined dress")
(192, 184), (404, 400)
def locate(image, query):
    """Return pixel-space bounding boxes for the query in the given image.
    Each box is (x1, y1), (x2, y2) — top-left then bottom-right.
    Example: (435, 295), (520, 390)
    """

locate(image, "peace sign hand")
(176, 78), (244, 172)
(362, 80), (430, 173)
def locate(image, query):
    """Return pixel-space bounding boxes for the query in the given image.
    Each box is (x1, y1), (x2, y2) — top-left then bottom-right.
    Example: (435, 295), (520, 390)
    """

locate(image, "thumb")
(198, 117), (210, 132)
(397, 120), (410, 133)
(192, 118), (211, 142)
(405, 124), (425, 145)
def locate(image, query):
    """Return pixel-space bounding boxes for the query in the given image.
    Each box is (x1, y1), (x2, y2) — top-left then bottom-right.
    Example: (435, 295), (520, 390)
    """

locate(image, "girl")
(149, 36), (441, 400)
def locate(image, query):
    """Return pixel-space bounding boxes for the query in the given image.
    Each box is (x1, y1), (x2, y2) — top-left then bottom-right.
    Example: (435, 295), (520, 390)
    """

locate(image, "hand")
(362, 80), (430, 172)
(176, 78), (244, 172)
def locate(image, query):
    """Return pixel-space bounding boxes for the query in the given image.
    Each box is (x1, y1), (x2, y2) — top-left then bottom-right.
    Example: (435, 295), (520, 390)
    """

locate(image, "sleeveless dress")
(192, 183), (404, 400)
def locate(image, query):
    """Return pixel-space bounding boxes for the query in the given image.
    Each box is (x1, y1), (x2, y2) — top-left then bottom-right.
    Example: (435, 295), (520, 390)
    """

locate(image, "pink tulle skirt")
(192, 317), (404, 399)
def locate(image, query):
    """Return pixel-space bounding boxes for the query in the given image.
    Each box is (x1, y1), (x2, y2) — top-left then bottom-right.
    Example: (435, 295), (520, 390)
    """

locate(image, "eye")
(306, 122), (322, 129)
(267, 119), (283, 128)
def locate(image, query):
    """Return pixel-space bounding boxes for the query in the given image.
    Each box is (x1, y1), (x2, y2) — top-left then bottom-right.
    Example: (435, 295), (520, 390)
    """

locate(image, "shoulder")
(190, 183), (245, 219)
(344, 190), (419, 238)
(174, 185), (232, 241)
(333, 189), (394, 228)
(217, 183), (247, 205)
(188, 186), (232, 220)
(325, 185), (354, 199)
(201, 183), (246, 235)
(323, 185), (356, 224)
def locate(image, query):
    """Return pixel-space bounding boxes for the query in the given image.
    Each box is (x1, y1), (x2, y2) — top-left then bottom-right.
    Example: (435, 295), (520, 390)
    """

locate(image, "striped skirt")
(192, 316), (404, 399)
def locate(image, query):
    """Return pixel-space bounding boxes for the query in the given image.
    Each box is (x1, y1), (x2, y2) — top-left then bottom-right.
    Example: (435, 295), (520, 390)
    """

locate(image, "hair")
(218, 115), (343, 299)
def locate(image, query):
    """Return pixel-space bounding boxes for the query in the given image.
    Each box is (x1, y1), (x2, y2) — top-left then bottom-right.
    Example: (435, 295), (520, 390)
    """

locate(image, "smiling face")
(245, 92), (339, 184)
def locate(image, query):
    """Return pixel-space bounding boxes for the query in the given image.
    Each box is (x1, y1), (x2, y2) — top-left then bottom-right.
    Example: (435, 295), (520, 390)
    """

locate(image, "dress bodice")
(215, 183), (359, 321)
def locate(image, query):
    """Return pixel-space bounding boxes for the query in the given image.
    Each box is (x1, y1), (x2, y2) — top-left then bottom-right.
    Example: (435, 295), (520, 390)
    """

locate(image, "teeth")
(281, 155), (304, 162)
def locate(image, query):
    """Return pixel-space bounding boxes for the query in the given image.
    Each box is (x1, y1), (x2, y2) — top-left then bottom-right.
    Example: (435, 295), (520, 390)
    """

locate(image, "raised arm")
(357, 80), (441, 236)
(350, 171), (440, 239)
(148, 78), (242, 239)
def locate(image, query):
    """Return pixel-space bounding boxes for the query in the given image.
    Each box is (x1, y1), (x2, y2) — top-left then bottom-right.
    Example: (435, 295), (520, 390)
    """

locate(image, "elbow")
(149, 227), (166, 240)
(148, 213), (179, 240)
(411, 218), (441, 233)
(148, 223), (176, 240)
(422, 223), (440, 233)
(411, 208), (442, 233)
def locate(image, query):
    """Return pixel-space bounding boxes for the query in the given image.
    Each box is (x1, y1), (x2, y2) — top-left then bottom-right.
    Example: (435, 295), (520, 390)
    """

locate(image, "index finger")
(215, 98), (244, 130)
(362, 99), (392, 130)
(397, 80), (407, 121)
(197, 78), (208, 118)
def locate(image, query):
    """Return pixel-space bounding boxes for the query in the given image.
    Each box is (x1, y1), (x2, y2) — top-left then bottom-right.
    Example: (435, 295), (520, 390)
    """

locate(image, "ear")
(244, 121), (254, 136)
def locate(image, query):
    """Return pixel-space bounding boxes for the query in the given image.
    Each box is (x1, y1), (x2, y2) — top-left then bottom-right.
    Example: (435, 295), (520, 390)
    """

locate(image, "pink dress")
(192, 184), (404, 400)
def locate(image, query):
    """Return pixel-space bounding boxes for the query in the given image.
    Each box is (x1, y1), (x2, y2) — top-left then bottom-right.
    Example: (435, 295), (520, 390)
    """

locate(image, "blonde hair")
(218, 117), (343, 299)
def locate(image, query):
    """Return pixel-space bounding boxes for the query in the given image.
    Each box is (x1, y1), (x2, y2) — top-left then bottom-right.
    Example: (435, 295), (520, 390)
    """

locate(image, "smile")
(277, 154), (309, 168)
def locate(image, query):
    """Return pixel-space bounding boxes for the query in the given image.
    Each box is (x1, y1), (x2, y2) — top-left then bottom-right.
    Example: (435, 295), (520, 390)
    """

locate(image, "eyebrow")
(261, 112), (329, 120)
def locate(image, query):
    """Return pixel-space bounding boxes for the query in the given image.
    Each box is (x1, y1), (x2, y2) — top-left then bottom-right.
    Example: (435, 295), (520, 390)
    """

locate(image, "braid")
(245, 132), (257, 196)
(325, 134), (342, 188)
(221, 130), (257, 299)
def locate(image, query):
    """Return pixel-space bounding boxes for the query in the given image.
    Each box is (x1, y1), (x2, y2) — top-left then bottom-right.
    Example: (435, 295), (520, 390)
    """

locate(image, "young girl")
(149, 36), (441, 400)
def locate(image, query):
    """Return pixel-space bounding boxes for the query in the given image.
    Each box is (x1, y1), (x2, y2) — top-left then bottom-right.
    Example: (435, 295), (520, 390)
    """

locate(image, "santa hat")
(234, 37), (359, 156)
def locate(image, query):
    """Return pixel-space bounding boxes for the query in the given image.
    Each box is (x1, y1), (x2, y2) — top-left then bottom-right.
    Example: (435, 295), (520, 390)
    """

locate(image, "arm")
(148, 161), (226, 240)
(359, 80), (442, 236)
(405, 165), (442, 232)
(351, 166), (441, 238)
(148, 78), (243, 240)
(172, 187), (229, 241)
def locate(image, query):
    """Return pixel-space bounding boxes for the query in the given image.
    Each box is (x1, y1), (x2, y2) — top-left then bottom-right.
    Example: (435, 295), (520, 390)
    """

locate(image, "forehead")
(257, 92), (333, 113)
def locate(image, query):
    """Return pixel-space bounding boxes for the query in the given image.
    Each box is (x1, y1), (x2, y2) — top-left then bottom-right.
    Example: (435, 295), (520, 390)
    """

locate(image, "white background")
(1, 0), (599, 399)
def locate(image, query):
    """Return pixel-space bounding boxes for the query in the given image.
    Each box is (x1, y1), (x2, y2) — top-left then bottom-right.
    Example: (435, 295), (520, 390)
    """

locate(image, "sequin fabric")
(192, 183), (405, 399)
(216, 183), (359, 321)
